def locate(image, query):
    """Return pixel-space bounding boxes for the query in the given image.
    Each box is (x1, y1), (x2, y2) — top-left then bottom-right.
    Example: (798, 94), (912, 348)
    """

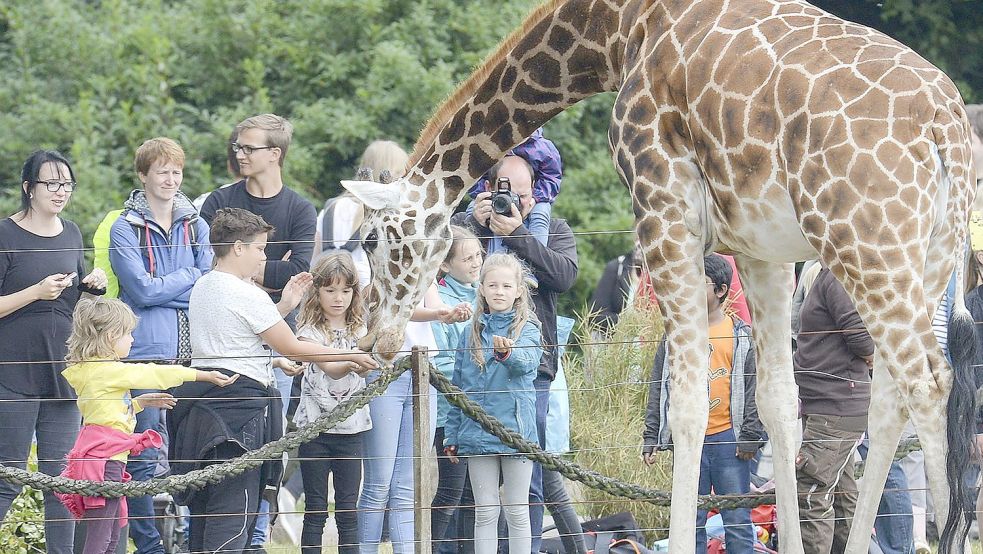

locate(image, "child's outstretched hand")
(492, 335), (514, 355)
(196, 370), (239, 387)
(347, 350), (380, 374)
(135, 392), (177, 410)
(278, 272), (314, 312)
(443, 445), (459, 464)
(273, 356), (305, 376)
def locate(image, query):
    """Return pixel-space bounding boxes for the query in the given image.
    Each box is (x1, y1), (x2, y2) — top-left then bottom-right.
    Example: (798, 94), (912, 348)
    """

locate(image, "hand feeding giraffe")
(342, 1), (978, 552)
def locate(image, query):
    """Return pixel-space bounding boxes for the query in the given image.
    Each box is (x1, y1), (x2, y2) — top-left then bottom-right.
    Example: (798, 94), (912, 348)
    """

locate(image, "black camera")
(490, 177), (521, 216)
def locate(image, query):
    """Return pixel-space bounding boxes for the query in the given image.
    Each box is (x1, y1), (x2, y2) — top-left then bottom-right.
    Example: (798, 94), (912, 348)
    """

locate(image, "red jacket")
(56, 425), (162, 525)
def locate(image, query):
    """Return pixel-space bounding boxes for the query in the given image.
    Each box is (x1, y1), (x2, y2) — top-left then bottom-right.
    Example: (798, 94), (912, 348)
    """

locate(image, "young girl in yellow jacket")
(57, 297), (235, 554)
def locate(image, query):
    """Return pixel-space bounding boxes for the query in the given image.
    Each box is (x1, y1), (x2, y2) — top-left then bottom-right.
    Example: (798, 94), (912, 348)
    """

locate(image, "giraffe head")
(341, 174), (455, 361)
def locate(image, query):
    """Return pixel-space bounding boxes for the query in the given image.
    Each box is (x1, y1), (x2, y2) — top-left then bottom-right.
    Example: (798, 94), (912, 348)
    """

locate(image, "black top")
(793, 267), (873, 416)
(200, 180), (317, 303)
(452, 212), (579, 380)
(0, 217), (90, 398)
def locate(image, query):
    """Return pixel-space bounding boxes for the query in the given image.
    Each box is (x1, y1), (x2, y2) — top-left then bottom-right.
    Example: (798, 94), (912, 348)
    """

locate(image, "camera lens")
(491, 194), (510, 215)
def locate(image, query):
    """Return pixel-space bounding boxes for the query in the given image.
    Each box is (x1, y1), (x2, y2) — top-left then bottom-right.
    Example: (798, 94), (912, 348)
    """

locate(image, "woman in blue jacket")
(444, 253), (542, 554)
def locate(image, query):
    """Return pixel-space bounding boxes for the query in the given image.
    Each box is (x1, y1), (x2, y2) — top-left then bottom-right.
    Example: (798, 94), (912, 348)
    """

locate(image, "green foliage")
(811, 0), (982, 102)
(0, 447), (45, 553)
(0, 0), (976, 318)
(567, 301), (671, 541)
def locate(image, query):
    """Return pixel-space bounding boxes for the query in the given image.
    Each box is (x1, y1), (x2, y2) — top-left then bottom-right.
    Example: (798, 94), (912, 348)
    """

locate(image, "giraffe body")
(342, 1), (978, 552)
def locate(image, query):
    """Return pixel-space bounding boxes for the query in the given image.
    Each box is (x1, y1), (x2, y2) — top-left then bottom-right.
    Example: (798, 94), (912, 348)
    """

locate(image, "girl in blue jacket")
(444, 252), (542, 554)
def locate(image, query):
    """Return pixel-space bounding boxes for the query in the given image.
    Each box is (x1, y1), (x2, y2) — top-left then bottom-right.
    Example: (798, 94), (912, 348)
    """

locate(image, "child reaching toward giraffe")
(56, 297), (236, 554)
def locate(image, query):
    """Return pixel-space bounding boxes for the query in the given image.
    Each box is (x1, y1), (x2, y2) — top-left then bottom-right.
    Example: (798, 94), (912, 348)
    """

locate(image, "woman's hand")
(134, 392), (178, 410)
(444, 445), (459, 464)
(82, 268), (108, 290)
(196, 370), (240, 387)
(34, 273), (75, 300)
(492, 335), (514, 355)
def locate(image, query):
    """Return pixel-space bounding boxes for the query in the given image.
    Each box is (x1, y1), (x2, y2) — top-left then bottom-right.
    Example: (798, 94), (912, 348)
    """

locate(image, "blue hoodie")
(444, 312), (542, 455)
(431, 275), (479, 427)
(109, 190), (213, 360)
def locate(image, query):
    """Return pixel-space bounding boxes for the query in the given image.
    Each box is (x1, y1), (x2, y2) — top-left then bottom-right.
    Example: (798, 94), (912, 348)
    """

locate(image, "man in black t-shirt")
(199, 113), (315, 549)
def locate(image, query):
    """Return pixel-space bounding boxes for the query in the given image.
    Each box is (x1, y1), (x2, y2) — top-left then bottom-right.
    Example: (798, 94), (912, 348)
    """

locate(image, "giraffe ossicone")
(349, 1), (978, 552)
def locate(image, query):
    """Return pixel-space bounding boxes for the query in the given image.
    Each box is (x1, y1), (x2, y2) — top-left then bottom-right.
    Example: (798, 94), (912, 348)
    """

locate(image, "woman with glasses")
(0, 150), (107, 553)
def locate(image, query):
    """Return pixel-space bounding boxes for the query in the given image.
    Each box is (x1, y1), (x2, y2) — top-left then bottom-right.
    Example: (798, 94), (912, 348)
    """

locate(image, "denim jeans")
(857, 438), (914, 554)
(528, 375), (551, 552)
(358, 371), (436, 554)
(127, 389), (166, 554)
(299, 432), (364, 554)
(695, 429), (755, 554)
(0, 383), (80, 554)
(432, 426), (469, 550)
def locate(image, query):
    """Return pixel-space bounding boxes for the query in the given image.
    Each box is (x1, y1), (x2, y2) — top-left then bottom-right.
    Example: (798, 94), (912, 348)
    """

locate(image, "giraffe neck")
(405, 0), (627, 210)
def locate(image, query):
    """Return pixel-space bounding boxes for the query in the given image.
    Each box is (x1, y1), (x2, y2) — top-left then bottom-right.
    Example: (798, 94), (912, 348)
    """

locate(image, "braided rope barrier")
(0, 361), (409, 499)
(0, 355), (923, 511)
(427, 369), (775, 510)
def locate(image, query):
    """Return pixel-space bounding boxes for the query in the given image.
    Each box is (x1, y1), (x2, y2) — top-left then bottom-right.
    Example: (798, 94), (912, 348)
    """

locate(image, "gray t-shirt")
(189, 270), (283, 386)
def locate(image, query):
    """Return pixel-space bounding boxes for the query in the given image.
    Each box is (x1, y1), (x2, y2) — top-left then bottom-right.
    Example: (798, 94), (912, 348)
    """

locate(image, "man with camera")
(453, 154), (582, 553)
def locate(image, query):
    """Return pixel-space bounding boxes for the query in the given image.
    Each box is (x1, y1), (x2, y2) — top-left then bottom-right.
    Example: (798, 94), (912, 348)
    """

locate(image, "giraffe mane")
(408, 0), (569, 167)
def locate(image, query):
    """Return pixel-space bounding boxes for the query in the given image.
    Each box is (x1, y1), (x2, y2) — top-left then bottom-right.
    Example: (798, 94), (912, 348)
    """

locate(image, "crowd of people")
(0, 113), (588, 554)
(0, 101), (980, 554)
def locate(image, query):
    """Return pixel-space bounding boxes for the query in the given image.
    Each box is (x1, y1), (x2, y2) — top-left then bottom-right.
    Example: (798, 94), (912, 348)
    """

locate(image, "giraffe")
(340, 0), (978, 552)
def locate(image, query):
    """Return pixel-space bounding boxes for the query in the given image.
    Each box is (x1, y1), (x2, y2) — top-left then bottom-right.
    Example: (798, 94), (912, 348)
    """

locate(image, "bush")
(566, 300), (672, 542)
(0, 446), (45, 553)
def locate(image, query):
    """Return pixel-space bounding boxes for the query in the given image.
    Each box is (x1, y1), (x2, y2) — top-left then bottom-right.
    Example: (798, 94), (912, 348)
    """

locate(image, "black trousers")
(188, 442), (262, 554)
(298, 431), (364, 554)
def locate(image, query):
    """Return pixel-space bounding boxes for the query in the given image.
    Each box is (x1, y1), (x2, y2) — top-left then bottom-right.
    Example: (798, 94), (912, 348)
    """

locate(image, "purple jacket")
(468, 128), (562, 203)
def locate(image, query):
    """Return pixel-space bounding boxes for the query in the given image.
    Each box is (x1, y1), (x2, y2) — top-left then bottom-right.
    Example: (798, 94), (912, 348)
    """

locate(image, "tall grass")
(566, 300), (672, 541)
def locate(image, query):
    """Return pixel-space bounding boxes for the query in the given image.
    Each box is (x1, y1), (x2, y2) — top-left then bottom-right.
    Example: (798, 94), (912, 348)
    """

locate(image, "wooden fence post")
(411, 346), (434, 554)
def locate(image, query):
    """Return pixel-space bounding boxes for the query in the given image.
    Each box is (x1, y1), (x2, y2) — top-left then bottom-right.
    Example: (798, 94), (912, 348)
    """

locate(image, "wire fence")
(0, 235), (977, 552)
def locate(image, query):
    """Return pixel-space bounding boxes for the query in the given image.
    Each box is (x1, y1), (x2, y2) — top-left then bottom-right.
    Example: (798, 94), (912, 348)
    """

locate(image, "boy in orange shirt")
(642, 253), (765, 553)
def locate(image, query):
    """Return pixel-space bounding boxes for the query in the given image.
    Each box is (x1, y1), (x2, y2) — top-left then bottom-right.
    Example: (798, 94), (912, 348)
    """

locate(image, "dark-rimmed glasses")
(36, 180), (76, 193)
(231, 143), (275, 156)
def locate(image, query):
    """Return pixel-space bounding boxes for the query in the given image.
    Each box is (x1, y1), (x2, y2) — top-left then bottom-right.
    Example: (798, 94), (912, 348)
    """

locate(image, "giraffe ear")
(340, 180), (401, 211)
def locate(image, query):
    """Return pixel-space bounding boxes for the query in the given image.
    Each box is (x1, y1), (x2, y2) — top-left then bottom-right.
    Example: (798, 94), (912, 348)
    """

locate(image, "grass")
(566, 300), (672, 542)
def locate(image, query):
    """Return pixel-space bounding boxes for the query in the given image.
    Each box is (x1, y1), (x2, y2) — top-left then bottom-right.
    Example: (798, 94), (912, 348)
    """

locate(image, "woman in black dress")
(0, 150), (107, 553)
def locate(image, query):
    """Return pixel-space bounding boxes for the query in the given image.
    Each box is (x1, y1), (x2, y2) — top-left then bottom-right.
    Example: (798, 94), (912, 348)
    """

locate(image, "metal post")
(411, 345), (434, 554)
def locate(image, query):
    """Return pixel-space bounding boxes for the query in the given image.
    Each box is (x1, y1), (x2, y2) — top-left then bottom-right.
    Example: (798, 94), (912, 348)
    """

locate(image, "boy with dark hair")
(200, 114), (317, 549)
(643, 253), (764, 552)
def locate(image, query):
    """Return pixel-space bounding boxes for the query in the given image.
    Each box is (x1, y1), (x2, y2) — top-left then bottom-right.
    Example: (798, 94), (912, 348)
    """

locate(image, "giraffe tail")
(941, 299), (978, 553)
(934, 104), (979, 553)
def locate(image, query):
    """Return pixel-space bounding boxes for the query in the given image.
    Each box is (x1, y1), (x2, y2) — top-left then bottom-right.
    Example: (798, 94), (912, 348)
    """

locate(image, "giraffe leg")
(843, 363), (908, 554)
(634, 218), (712, 554)
(732, 257), (804, 554)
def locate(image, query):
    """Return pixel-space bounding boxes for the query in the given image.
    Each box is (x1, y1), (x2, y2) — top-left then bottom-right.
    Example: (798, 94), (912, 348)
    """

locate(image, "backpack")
(129, 216), (201, 277)
(320, 195), (361, 252)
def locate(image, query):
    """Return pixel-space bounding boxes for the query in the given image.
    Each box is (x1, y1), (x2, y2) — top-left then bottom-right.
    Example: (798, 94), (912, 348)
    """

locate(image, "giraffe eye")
(362, 230), (379, 253)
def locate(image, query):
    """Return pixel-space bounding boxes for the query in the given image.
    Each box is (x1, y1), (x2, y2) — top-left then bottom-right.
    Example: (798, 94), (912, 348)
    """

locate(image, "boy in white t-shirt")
(169, 208), (378, 554)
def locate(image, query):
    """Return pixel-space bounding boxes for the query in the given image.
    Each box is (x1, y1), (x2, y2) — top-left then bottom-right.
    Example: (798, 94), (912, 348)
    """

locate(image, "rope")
(0, 361), (408, 499)
(0, 355), (928, 512)
(428, 367), (773, 510)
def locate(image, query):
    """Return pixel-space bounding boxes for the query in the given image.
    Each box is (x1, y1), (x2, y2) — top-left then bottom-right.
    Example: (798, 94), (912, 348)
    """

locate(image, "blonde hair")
(235, 113), (293, 167)
(67, 298), (138, 363)
(298, 252), (366, 339)
(439, 225), (482, 278)
(134, 137), (185, 175)
(469, 253), (534, 368)
(359, 140), (409, 180)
